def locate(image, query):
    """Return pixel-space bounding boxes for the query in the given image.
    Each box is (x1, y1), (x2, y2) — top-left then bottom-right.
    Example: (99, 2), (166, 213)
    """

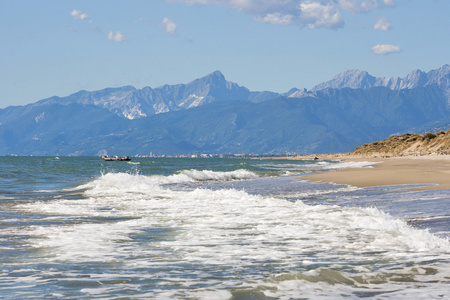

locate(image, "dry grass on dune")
(352, 130), (450, 157)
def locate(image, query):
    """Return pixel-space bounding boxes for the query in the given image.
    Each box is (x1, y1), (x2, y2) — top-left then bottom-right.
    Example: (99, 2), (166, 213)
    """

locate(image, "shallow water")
(0, 156), (448, 299)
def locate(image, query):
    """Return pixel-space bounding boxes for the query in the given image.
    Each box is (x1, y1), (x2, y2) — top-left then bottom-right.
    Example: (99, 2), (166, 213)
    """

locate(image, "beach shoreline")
(298, 154), (450, 191)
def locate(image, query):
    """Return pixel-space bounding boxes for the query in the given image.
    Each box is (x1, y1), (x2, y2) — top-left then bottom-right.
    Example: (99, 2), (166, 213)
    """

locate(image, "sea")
(0, 156), (449, 299)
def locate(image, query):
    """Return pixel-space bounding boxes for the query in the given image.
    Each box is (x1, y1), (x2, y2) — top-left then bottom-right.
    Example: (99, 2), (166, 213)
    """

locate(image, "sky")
(1, 0), (450, 108)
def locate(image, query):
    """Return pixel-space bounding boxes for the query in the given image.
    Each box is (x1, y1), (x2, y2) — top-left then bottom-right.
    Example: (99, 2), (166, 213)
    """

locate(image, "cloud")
(299, 1), (344, 29)
(337, 0), (395, 14)
(257, 13), (294, 26)
(167, 0), (396, 29)
(108, 31), (125, 42)
(71, 9), (91, 23)
(374, 16), (391, 30)
(162, 17), (177, 34)
(371, 44), (401, 55)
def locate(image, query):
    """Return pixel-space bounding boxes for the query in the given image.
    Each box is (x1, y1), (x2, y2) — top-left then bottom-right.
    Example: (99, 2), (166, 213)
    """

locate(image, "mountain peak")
(203, 70), (226, 82)
(427, 64), (450, 90)
(210, 70), (225, 77)
(312, 69), (375, 91)
(402, 69), (427, 89)
(185, 71), (227, 88)
(311, 64), (450, 92)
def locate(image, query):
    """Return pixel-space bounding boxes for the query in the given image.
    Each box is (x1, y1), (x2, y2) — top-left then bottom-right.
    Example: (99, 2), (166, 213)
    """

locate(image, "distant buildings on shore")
(133, 153), (251, 159)
(133, 153), (305, 159)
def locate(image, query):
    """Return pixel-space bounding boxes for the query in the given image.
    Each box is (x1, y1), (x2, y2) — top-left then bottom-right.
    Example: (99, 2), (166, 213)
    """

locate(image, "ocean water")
(0, 156), (449, 299)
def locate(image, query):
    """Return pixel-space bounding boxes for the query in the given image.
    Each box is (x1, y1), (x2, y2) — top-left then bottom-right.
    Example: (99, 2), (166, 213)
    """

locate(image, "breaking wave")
(12, 169), (450, 299)
(76, 169), (258, 196)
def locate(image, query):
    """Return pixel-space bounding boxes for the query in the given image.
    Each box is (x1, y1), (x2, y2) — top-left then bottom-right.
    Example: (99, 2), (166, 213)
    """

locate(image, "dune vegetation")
(353, 130), (450, 157)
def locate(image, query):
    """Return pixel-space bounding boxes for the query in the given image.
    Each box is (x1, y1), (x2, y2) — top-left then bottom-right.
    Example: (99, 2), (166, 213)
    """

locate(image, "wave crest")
(175, 169), (258, 182)
(79, 169), (258, 196)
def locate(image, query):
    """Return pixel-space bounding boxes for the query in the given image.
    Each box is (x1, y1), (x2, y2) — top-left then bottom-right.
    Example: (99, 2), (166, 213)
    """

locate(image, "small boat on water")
(102, 155), (131, 161)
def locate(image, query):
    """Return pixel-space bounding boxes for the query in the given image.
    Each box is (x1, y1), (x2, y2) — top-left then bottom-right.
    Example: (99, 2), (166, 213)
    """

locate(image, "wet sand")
(301, 155), (450, 190)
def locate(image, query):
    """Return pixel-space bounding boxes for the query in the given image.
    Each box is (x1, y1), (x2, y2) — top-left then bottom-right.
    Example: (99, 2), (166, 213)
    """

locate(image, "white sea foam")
(276, 184), (361, 199)
(314, 160), (379, 170)
(76, 169), (258, 192)
(326, 161), (379, 170)
(180, 168), (258, 181)
(13, 172), (450, 299)
(21, 173), (450, 254)
(259, 160), (378, 173)
(162, 168), (259, 184)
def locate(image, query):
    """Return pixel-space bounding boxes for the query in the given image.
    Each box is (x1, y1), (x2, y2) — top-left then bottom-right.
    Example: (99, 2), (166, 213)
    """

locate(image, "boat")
(101, 155), (131, 161)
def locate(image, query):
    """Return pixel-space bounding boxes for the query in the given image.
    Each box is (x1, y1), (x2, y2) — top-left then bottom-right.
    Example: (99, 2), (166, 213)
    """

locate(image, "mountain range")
(1, 65), (449, 156)
(311, 65), (450, 91)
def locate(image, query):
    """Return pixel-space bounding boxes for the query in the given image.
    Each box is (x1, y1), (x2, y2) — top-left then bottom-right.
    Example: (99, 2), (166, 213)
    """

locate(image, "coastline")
(300, 154), (450, 191)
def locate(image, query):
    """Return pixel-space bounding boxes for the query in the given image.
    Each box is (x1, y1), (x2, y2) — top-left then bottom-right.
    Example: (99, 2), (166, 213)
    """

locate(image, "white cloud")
(70, 9), (91, 22)
(299, 1), (344, 29)
(257, 13), (294, 26)
(167, 0), (396, 29)
(374, 16), (391, 30)
(162, 17), (177, 34)
(338, 0), (395, 14)
(108, 31), (125, 42)
(371, 44), (401, 55)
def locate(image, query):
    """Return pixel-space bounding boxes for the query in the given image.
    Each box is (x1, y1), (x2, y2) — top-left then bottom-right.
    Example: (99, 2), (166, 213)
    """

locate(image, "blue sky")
(1, 0), (449, 108)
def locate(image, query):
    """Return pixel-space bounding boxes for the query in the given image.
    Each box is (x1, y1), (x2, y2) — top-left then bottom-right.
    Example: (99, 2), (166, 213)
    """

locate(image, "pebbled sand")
(301, 155), (450, 190)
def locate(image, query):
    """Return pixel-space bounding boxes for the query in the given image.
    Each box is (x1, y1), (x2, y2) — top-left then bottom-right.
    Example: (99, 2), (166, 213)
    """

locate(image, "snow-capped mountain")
(28, 65), (450, 121)
(311, 64), (450, 92)
(36, 71), (279, 120)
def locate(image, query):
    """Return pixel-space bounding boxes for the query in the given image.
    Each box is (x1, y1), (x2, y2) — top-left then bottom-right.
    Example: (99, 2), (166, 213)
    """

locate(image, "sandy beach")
(301, 155), (450, 190)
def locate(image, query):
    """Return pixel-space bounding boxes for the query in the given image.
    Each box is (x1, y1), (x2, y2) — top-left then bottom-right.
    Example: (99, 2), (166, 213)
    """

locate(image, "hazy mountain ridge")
(33, 71), (278, 120)
(1, 65), (450, 156)
(17, 64), (450, 121)
(312, 64), (450, 92)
